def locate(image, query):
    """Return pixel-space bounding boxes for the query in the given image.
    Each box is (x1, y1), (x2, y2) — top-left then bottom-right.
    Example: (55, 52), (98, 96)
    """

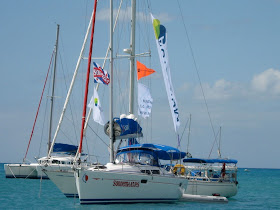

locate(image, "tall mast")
(218, 126), (222, 158)
(48, 9), (95, 158)
(48, 24), (59, 153)
(77, 0), (98, 158)
(109, 0), (114, 163)
(187, 114), (192, 154)
(129, 0), (136, 114)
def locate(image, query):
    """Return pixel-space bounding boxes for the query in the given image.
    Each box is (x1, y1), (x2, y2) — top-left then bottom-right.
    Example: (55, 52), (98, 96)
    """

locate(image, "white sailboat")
(4, 25), (61, 179)
(183, 158), (238, 198)
(41, 1), (112, 196)
(181, 117), (238, 198)
(74, 0), (188, 204)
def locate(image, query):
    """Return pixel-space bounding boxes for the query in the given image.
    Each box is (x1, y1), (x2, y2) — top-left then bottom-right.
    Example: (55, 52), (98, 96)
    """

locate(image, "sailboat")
(4, 25), (80, 180)
(4, 25), (61, 179)
(41, 5), (99, 197)
(74, 0), (188, 204)
(182, 118), (238, 198)
(183, 158), (238, 198)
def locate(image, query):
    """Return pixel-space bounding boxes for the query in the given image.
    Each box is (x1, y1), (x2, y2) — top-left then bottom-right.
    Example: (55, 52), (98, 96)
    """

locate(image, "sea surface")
(1, 163), (280, 209)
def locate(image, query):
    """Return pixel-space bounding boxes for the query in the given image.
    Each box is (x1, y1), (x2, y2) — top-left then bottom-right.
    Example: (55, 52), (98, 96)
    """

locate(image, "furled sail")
(104, 114), (143, 139)
(53, 143), (78, 155)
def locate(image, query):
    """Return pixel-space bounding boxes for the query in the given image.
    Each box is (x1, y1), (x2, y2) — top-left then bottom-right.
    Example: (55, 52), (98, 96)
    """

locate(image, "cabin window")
(151, 170), (160, 174)
(141, 170), (151, 175)
(116, 152), (156, 165)
(52, 160), (59, 164)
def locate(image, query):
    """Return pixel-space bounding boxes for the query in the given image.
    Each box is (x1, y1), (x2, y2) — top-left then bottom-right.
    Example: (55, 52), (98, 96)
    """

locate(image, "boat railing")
(184, 166), (237, 183)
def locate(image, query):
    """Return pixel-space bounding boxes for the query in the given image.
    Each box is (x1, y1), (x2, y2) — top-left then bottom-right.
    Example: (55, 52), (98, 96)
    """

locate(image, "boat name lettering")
(113, 180), (139, 187)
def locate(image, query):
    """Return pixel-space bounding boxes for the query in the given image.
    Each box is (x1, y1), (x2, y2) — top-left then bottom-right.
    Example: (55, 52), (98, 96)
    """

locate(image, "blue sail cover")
(183, 158), (238, 164)
(115, 117), (142, 137)
(53, 143), (78, 155)
(117, 143), (186, 160)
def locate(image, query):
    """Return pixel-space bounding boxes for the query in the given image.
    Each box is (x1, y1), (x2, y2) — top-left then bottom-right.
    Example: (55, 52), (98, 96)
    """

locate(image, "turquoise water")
(1, 163), (280, 209)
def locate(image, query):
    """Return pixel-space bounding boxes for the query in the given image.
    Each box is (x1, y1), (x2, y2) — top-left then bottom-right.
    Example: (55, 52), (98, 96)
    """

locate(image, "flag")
(88, 87), (105, 125)
(138, 83), (153, 119)
(151, 14), (180, 132)
(137, 60), (156, 80)
(93, 62), (110, 85)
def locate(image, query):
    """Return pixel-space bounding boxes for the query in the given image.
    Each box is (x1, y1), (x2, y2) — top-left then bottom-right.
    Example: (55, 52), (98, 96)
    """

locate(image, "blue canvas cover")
(115, 117), (142, 137)
(183, 158), (238, 164)
(117, 143), (186, 160)
(104, 117), (143, 139)
(53, 143), (78, 155)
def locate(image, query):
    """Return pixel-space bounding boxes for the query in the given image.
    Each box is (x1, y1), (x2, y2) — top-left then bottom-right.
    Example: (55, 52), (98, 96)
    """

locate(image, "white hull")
(36, 165), (49, 179)
(4, 163), (38, 179)
(36, 155), (77, 180)
(75, 167), (188, 204)
(43, 169), (78, 197)
(185, 179), (238, 198)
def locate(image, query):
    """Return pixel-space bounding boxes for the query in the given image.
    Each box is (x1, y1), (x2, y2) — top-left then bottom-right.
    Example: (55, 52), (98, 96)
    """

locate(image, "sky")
(1, 0), (280, 169)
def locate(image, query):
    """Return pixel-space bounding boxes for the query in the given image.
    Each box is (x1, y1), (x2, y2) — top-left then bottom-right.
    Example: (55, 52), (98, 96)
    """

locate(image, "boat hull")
(4, 164), (38, 179)
(185, 179), (238, 198)
(44, 169), (78, 197)
(36, 165), (49, 179)
(75, 169), (187, 204)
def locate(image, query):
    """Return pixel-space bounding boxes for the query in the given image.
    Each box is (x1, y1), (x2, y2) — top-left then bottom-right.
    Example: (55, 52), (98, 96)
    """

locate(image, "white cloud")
(193, 69), (280, 101)
(251, 68), (280, 95)
(194, 79), (242, 100)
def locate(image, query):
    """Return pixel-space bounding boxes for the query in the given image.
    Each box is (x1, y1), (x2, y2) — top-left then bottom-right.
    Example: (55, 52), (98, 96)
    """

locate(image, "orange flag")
(137, 60), (156, 80)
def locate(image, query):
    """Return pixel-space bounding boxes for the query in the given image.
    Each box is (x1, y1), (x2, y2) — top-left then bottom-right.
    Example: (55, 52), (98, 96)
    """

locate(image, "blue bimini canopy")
(53, 143), (78, 155)
(117, 143), (186, 161)
(183, 158), (238, 164)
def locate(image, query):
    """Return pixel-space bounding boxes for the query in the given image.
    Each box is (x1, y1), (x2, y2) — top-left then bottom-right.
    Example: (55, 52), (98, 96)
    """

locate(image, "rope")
(24, 167), (37, 179)
(87, 124), (110, 148)
(58, 50), (79, 143)
(176, 0), (218, 157)
(24, 49), (55, 162)
(38, 170), (43, 198)
(7, 165), (17, 178)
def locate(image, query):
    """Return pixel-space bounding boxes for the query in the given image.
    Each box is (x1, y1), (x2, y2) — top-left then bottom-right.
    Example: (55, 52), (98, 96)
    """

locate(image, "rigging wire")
(179, 117), (190, 147)
(58, 41), (79, 144)
(176, 0), (219, 158)
(25, 49), (55, 162)
(87, 123), (110, 148)
(38, 87), (51, 158)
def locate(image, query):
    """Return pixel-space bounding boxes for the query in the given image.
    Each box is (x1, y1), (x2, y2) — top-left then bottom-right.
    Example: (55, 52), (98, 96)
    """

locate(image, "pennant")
(138, 83), (153, 119)
(137, 61), (156, 80)
(151, 14), (180, 132)
(88, 87), (105, 125)
(93, 62), (110, 85)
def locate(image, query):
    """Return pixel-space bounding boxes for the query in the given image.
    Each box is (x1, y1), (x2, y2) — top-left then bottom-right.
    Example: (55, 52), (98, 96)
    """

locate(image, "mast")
(23, 50), (54, 163)
(187, 114), (192, 154)
(129, 0), (136, 114)
(218, 126), (222, 158)
(48, 24), (59, 153)
(109, 0), (114, 163)
(48, 9), (95, 158)
(84, 0), (124, 136)
(77, 0), (98, 158)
